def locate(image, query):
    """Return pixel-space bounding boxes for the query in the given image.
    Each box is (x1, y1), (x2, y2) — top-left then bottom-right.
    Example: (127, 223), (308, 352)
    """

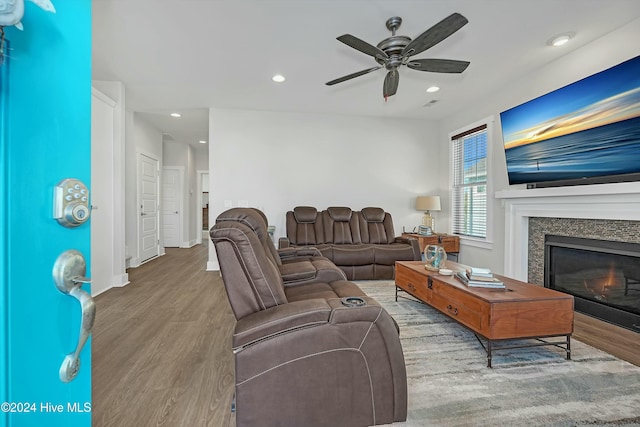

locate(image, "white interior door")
(138, 153), (160, 262)
(162, 167), (183, 247)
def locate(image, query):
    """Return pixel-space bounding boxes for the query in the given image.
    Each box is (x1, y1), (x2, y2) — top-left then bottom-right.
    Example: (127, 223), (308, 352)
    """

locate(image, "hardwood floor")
(92, 245), (236, 427)
(573, 312), (640, 366)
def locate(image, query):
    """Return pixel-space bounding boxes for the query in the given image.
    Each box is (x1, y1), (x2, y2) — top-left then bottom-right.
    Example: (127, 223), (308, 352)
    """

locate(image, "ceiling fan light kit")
(326, 13), (470, 100)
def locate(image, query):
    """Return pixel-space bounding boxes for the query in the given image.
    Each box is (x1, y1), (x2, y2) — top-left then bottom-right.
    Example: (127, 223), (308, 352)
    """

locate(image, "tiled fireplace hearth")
(495, 181), (640, 282)
(527, 217), (640, 286)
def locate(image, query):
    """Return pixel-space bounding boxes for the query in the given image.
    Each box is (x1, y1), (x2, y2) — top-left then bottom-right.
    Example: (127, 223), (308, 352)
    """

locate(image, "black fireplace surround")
(544, 235), (640, 333)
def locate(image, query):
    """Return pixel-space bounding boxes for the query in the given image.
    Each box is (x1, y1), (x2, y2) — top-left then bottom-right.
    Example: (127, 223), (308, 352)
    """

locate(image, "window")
(451, 124), (488, 239)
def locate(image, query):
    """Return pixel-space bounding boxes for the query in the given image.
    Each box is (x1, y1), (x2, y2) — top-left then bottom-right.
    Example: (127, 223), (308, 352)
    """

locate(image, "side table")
(402, 233), (460, 261)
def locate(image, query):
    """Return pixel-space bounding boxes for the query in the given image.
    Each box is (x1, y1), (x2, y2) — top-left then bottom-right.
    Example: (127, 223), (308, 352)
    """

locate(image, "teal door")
(1, 2), (92, 427)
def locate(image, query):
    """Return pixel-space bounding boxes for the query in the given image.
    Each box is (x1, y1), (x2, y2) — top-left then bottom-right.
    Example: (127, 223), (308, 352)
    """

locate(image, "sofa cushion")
(360, 207), (385, 222)
(324, 207), (360, 244)
(293, 206), (318, 223)
(287, 207), (324, 245)
(332, 244), (375, 266)
(326, 206), (352, 222)
(359, 207), (395, 244)
(374, 244), (420, 265)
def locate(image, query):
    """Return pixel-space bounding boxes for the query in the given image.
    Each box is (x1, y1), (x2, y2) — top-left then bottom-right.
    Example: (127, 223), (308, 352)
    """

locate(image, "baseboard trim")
(206, 260), (220, 271)
(112, 273), (130, 288)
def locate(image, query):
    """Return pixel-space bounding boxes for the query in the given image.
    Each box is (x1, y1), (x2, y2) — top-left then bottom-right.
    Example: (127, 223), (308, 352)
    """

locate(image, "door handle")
(52, 250), (96, 383)
(141, 212), (148, 216)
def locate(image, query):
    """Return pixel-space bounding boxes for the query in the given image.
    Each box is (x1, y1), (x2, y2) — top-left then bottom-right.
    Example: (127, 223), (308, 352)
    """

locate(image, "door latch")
(52, 250), (96, 382)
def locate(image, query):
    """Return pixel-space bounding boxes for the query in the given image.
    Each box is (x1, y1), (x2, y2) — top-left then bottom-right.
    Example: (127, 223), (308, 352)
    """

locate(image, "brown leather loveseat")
(211, 208), (408, 427)
(279, 206), (421, 280)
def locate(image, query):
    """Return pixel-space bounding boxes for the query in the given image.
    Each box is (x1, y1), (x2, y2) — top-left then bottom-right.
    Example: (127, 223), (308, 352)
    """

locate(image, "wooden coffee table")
(395, 261), (574, 367)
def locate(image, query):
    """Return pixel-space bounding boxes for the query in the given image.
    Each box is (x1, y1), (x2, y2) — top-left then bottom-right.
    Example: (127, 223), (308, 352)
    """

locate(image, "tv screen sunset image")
(500, 55), (640, 185)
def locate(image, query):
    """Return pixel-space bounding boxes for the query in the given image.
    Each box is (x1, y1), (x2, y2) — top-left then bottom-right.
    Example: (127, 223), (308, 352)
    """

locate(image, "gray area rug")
(355, 281), (640, 427)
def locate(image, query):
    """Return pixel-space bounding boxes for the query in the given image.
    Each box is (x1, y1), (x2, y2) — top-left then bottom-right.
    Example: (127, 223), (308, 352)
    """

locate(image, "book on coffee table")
(466, 269), (498, 282)
(455, 272), (505, 288)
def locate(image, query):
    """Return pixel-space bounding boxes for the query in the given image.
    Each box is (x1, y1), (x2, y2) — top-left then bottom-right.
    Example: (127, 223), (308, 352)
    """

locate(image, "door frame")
(91, 83), (128, 292)
(196, 169), (209, 244)
(91, 88), (118, 296)
(162, 166), (185, 247)
(135, 150), (161, 266)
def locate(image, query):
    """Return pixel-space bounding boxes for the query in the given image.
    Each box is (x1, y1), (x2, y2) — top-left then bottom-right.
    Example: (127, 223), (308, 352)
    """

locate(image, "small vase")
(425, 245), (447, 271)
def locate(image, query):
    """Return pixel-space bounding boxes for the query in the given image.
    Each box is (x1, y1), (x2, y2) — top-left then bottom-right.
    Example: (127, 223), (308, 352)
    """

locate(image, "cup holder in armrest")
(341, 297), (367, 307)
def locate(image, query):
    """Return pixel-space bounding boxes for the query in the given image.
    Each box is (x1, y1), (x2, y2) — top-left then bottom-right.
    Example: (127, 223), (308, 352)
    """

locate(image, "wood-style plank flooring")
(573, 312), (640, 366)
(92, 244), (639, 426)
(92, 244), (236, 427)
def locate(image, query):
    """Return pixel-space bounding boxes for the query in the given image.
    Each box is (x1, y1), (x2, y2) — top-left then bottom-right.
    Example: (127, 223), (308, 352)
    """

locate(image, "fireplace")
(544, 235), (640, 332)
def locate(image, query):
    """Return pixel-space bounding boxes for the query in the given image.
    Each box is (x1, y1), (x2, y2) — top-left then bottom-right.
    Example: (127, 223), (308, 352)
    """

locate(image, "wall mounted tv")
(500, 54), (640, 188)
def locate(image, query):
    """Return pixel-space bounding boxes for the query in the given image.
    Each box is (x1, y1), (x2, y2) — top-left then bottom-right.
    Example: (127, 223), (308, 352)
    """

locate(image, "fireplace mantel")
(495, 181), (640, 281)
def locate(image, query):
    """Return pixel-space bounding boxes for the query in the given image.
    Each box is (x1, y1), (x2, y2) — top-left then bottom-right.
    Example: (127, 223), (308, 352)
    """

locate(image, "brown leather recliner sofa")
(211, 208), (408, 427)
(279, 206), (421, 280)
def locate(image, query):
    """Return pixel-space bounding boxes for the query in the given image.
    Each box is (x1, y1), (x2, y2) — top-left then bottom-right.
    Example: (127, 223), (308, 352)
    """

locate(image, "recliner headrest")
(327, 207), (352, 222)
(361, 207), (385, 223)
(293, 206), (318, 223)
(216, 208), (268, 237)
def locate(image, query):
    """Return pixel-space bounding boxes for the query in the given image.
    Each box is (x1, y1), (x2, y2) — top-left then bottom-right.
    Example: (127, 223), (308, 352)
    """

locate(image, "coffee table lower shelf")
(395, 285), (572, 368)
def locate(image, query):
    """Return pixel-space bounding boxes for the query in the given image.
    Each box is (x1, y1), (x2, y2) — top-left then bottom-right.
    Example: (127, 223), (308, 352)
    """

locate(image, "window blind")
(451, 126), (487, 238)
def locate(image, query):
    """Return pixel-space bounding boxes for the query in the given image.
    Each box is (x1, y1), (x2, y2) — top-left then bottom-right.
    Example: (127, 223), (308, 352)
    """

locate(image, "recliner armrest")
(278, 237), (290, 249)
(233, 299), (331, 349)
(394, 236), (421, 260)
(393, 236), (411, 244)
(327, 297), (384, 324)
(278, 246), (322, 259)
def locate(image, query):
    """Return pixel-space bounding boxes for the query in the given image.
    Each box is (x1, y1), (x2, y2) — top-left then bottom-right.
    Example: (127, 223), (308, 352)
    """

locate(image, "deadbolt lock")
(53, 178), (91, 227)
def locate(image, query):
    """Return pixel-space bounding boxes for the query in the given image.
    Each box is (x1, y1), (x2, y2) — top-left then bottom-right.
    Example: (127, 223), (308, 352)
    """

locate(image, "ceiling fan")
(326, 13), (470, 100)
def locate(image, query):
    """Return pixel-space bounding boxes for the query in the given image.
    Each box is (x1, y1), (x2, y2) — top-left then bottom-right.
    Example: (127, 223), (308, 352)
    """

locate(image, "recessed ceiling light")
(199, 140), (207, 144)
(426, 86), (440, 93)
(272, 74), (286, 83)
(547, 32), (574, 47)
(170, 112), (181, 118)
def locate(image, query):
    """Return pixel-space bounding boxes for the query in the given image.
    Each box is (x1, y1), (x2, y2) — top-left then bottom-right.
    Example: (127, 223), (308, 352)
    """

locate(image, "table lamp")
(415, 195), (441, 231)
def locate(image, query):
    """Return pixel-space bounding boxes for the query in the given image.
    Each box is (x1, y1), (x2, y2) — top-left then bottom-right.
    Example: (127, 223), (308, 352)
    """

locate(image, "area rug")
(355, 281), (640, 427)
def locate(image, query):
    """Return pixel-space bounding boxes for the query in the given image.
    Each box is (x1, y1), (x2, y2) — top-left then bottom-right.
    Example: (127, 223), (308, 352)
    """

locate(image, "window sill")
(459, 236), (493, 250)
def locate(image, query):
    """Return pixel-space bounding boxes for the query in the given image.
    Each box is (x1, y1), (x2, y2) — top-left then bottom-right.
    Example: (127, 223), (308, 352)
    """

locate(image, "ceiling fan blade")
(402, 13), (468, 58)
(383, 69), (399, 98)
(337, 34), (389, 60)
(326, 66), (382, 86)
(407, 58), (470, 73)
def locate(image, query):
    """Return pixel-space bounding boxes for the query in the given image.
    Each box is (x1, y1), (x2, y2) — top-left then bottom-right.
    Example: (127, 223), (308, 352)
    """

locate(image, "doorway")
(162, 167), (184, 247)
(138, 153), (160, 262)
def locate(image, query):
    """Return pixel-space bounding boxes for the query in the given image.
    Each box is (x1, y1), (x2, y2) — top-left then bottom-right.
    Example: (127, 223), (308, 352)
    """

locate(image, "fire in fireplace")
(544, 235), (640, 333)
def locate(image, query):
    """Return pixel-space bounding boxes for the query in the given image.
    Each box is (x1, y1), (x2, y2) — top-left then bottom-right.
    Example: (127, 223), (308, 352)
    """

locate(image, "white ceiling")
(92, 0), (640, 149)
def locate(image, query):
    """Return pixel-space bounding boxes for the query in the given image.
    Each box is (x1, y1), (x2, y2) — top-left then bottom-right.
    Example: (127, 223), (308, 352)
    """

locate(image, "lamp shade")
(415, 196), (441, 211)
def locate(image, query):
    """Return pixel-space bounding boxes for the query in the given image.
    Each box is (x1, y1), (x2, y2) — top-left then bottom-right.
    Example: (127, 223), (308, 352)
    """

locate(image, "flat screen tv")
(500, 54), (640, 188)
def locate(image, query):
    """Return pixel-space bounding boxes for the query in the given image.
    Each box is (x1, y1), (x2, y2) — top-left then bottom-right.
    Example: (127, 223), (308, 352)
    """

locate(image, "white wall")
(207, 108), (439, 269)
(437, 17), (640, 273)
(195, 147), (208, 170)
(125, 113), (164, 266)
